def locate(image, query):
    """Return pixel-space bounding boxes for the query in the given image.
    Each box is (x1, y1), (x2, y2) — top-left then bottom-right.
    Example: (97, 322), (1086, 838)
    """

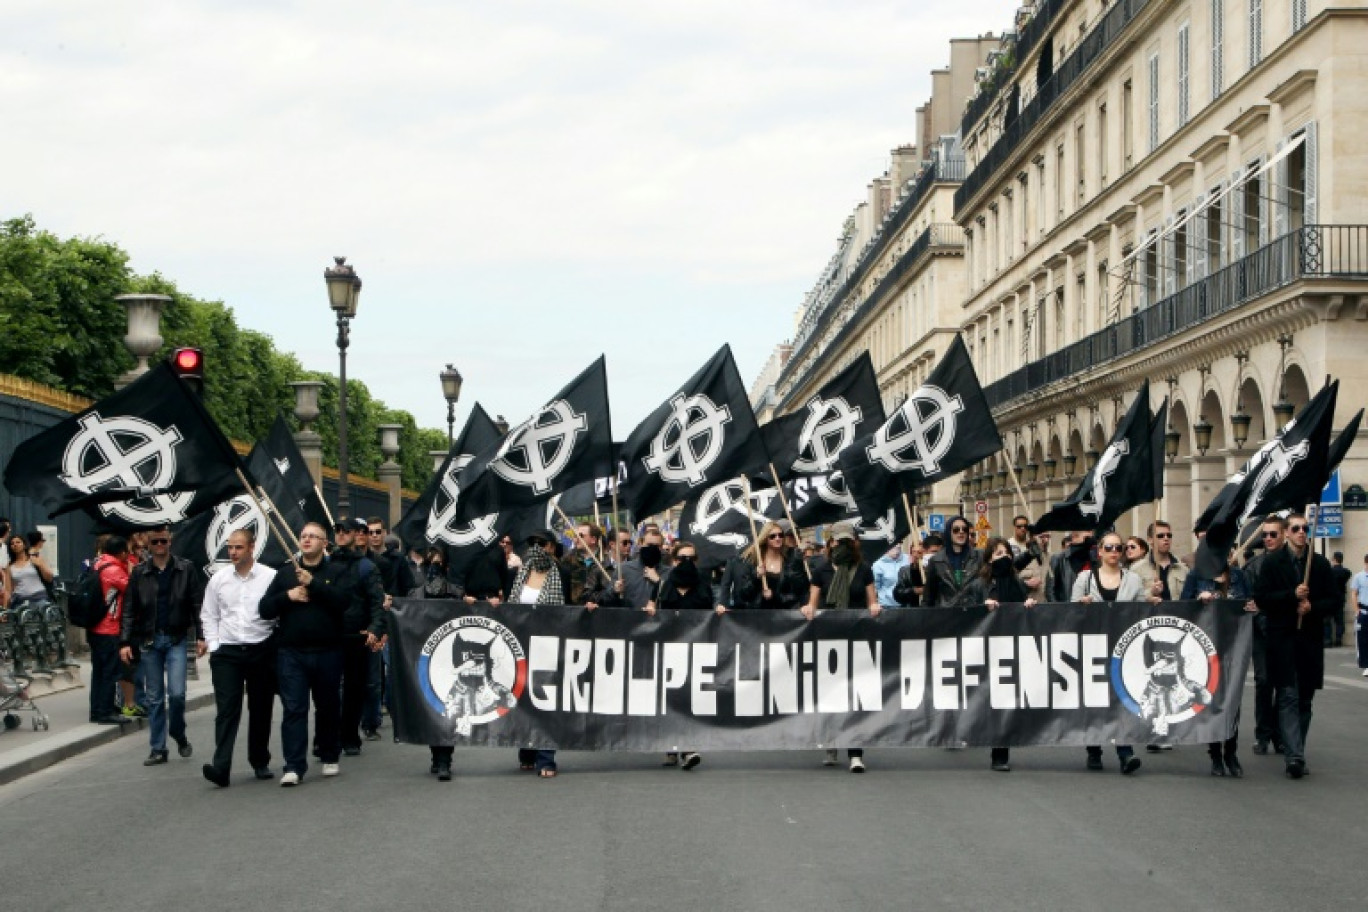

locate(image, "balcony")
(777, 223), (966, 410)
(983, 225), (1368, 410)
(956, 0), (1155, 214)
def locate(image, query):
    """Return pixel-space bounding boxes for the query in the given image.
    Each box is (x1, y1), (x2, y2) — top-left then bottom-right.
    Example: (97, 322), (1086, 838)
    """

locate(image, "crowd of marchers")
(41, 508), (1368, 788)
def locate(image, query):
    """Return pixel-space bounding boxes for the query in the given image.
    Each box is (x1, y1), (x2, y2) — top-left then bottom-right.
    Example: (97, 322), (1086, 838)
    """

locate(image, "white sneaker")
(322, 763), (340, 777)
(849, 756), (866, 773)
(1361, 668), (1368, 677)
(823, 749), (839, 766)
(280, 771), (300, 787)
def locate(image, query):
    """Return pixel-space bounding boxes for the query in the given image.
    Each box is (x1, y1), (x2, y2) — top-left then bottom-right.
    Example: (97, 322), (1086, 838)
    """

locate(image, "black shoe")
(430, 762), (440, 775)
(363, 729), (382, 742)
(253, 767), (274, 781)
(1120, 756), (1142, 775)
(1286, 759), (1306, 779)
(343, 746), (362, 757)
(1253, 740), (1269, 755)
(1086, 752), (1104, 771)
(93, 714), (130, 725)
(1146, 744), (1163, 753)
(1223, 754), (1243, 778)
(143, 751), (169, 766)
(175, 738), (193, 759)
(681, 752), (702, 770)
(1209, 757), (1226, 777)
(991, 761), (1011, 772)
(436, 762), (452, 782)
(1274, 742), (1286, 755)
(202, 764), (230, 787)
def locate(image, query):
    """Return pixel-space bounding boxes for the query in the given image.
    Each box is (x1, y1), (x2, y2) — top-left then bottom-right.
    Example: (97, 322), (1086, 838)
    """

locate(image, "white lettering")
(591, 639), (625, 715)
(817, 640), (849, 713)
(627, 642), (658, 716)
(1081, 634), (1110, 707)
(1050, 633), (1080, 709)
(900, 640), (926, 709)
(932, 638), (959, 710)
(988, 636), (1016, 709)
(528, 635), (560, 710)
(851, 641), (882, 711)
(734, 645), (765, 717)
(659, 642), (690, 714)
(564, 638), (592, 712)
(690, 644), (718, 715)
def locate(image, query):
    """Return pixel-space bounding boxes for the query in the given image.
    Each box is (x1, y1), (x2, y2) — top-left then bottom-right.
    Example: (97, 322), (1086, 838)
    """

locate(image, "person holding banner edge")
(1072, 530), (1145, 775)
(803, 522), (879, 772)
(510, 530), (568, 777)
(716, 520), (808, 613)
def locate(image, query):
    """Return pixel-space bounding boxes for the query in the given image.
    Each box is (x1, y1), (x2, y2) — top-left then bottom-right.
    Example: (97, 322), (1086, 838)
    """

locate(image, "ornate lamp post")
(440, 363), (463, 445)
(324, 257), (362, 515)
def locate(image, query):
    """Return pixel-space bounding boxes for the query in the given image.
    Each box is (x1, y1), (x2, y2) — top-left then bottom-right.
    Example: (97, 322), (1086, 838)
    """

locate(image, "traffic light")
(169, 346), (204, 395)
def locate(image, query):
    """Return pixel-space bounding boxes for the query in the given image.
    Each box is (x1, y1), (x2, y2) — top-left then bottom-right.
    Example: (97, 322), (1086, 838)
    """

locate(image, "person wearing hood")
(872, 539), (911, 608)
(645, 541), (710, 770)
(922, 517), (984, 607)
(803, 522), (880, 772)
(962, 537), (1038, 772)
(1049, 531), (1094, 602)
(509, 530), (569, 777)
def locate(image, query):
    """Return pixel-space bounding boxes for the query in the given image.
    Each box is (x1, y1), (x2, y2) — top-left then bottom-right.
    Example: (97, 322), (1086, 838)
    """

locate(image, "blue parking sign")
(928, 513), (946, 532)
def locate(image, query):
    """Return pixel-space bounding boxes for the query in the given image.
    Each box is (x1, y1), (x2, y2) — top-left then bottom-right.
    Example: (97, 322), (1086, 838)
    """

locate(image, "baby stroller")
(0, 647), (50, 732)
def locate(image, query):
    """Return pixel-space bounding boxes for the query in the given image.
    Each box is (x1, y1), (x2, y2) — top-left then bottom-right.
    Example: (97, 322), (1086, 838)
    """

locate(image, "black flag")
(762, 353), (885, 484)
(454, 358), (614, 522)
(394, 404), (503, 553)
(1194, 381), (1339, 577)
(553, 443), (627, 517)
(1150, 397), (1169, 498)
(3, 362), (246, 526)
(620, 345), (769, 521)
(680, 477), (783, 570)
(1032, 382), (1154, 534)
(839, 335), (999, 523)
(258, 415), (331, 531)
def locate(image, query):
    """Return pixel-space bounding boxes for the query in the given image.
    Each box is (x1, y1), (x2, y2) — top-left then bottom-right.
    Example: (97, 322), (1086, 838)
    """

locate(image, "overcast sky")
(4, 0), (1013, 438)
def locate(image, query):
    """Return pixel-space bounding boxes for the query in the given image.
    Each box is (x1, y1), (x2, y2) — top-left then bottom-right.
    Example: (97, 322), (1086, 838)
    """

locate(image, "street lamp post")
(324, 256), (362, 516)
(440, 363), (463, 446)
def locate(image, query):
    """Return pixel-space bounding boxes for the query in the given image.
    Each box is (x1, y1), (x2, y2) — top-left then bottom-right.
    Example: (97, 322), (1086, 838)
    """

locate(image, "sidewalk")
(0, 655), (215, 786)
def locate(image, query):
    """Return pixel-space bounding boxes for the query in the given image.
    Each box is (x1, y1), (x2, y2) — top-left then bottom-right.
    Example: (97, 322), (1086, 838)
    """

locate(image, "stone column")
(290, 381), (325, 486)
(1188, 456), (1228, 539)
(377, 424), (404, 528)
(114, 294), (171, 389)
(430, 450), (449, 473)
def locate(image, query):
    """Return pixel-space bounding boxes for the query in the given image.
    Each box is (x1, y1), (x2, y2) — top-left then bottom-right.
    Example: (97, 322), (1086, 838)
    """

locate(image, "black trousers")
(87, 633), (122, 721)
(209, 642), (277, 773)
(1251, 618), (1281, 747)
(340, 639), (371, 750)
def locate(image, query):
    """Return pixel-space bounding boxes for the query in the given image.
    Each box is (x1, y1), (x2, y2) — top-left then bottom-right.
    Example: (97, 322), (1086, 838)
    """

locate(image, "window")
(1122, 79), (1134, 168)
(1076, 123), (1087, 204)
(1249, 0), (1263, 68)
(1143, 243), (1158, 308)
(1148, 53), (1160, 152)
(1037, 161), (1047, 231)
(1098, 103), (1109, 186)
(1211, 1), (1224, 99)
(1174, 212), (1189, 284)
(1177, 23), (1190, 127)
(1243, 171), (1262, 249)
(1056, 145), (1066, 220)
(1207, 195), (1223, 271)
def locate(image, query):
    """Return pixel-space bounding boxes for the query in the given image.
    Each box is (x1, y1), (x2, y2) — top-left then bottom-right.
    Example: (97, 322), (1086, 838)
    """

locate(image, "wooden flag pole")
(234, 468), (299, 570)
(553, 501), (612, 582)
(256, 486), (305, 554)
(592, 500), (605, 564)
(1003, 452), (1032, 516)
(739, 474), (775, 601)
(610, 483), (624, 584)
(1298, 503), (1318, 629)
(314, 485), (335, 528)
(769, 462), (811, 581)
(900, 492), (918, 539)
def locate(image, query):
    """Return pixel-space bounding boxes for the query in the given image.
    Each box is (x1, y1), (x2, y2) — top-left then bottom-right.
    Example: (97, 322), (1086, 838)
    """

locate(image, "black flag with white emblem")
(258, 414), (332, 531)
(839, 335), (999, 523)
(3, 362), (246, 526)
(453, 358), (613, 522)
(1032, 382), (1154, 534)
(1193, 381), (1339, 578)
(680, 476), (784, 569)
(763, 353), (885, 484)
(394, 404), (503, 555)
(1149, 398), (1169, 498)
(620, 345), (769, 521)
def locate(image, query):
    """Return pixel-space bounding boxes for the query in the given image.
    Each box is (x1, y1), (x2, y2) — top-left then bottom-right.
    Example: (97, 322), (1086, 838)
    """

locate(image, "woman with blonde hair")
(716, 520), (808, 613)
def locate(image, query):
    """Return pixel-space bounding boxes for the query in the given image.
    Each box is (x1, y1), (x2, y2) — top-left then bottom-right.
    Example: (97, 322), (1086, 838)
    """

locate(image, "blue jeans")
(278, 647), (343, 776)
(141, 633), (188, 753)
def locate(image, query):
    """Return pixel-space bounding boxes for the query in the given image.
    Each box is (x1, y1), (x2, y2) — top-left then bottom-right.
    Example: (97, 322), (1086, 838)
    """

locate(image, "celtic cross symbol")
(60, 412), (195, 524)
(489, 400), (587, 494)
(428, 455), (498, 547)
(204, 496), (269, 576)
(643, 394), (732, 486)
(688, 480), (750, 547)
(792, 397), (861, 474)
(1079, 439), (1129, 519)
(865, 385), (964, 476)
(814, 471), (857, 510)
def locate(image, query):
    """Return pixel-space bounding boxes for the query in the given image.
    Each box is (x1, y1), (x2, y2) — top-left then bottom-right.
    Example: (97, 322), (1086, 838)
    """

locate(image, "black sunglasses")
(1262, 531), (1282, 539)
(1101, 543), (1123, 552)
(149, 537), (170, 545)
(1288, 524), (1306, 533)
(1153, 532), (1172, 539)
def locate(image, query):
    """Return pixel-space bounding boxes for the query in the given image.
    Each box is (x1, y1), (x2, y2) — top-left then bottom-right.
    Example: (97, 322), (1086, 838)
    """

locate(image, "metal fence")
(983, 225), (1368, 409)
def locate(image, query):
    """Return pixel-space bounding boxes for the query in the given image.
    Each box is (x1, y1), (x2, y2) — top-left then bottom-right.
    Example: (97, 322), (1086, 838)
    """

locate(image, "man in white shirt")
(201, 529), (277, 787)
(1351, 554), (1368, 677)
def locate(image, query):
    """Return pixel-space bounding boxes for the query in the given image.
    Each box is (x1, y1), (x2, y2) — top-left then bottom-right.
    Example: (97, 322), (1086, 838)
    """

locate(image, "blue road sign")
(1322, 468), (1342, 506)
(927, 513), (946, 532)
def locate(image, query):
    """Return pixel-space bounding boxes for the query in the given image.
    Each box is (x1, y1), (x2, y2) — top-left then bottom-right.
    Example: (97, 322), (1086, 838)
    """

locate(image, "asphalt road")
(3, 654), (1366, 912)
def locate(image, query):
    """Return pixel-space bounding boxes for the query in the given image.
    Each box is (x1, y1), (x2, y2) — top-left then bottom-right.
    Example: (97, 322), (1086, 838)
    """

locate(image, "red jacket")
(92, 554), (130, 637)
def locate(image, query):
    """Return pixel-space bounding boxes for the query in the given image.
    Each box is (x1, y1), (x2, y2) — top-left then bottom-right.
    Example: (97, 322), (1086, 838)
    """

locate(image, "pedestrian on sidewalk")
(200, 528), (277, 787)
(120, 524), (205, 766)
(90, 537), (132, 726)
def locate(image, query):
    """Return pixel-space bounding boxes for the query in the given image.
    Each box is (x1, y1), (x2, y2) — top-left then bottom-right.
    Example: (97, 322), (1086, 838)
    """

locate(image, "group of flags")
(2, 342), (1360, 582)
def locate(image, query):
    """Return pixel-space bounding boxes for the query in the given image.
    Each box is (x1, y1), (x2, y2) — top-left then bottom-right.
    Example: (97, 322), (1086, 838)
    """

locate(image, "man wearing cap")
(331, 518), (387, 758)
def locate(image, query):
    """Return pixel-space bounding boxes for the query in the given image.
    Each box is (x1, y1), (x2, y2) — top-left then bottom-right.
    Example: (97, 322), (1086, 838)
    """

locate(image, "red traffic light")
(173, 348), (203, 373)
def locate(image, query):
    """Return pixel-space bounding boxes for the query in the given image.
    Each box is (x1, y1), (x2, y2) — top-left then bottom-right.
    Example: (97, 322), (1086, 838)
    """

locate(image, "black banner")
(390, 599), (1251, 751)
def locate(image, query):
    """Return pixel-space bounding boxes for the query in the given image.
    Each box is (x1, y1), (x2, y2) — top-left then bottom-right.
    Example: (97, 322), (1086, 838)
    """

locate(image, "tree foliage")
(0, 216), (440, 490)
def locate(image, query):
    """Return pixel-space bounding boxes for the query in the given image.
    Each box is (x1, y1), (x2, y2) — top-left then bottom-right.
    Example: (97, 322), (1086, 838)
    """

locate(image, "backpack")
(66, 568), (113, 629)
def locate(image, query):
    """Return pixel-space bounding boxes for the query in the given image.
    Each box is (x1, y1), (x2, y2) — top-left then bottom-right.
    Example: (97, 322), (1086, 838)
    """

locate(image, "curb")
(0, 689), (216, 788)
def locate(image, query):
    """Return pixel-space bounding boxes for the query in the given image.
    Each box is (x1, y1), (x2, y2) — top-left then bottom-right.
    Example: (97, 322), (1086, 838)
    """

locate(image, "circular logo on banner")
(1110, 616), (1219, 738)
(419, 617), (527, 736)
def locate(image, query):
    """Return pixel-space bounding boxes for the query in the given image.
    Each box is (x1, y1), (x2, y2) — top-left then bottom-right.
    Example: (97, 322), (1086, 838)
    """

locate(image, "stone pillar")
(377, 424), (404, 528)
(1188, 456), (1228, 539)
(1161, 460), (1194, 554)
(430, 450), (449, 473)
(290, 381), (325, 486)
(114, 294), (171, 389)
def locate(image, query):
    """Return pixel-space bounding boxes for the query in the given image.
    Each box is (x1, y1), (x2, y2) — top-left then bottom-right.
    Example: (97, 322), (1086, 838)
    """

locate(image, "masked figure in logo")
(443, 636), (515, 737)
(1139, 634), (1212, 736)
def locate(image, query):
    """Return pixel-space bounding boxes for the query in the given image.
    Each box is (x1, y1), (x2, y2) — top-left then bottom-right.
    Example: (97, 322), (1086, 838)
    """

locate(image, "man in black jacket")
(1250, 513), (1334, 779)
(259, 522), (356, 786)
(120, 524), (205, 766)
(333, 518), (387, 755)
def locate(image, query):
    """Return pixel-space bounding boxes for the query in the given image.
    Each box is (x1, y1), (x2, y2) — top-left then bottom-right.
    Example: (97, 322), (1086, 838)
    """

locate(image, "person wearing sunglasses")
(1072, 530), (1145, 774)
(718, 520), (809, 613)
(119, 524), (206, 767)
(1180, 549), (1255, 777)
(1248, 512), (1334, 779)
(1121, 536), (1148, 569)
(510, 531), (570, 778)
(1133, 521), (1190, 606)
(1008, 516), (1049, 600)
(922, 518), (983, 608)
